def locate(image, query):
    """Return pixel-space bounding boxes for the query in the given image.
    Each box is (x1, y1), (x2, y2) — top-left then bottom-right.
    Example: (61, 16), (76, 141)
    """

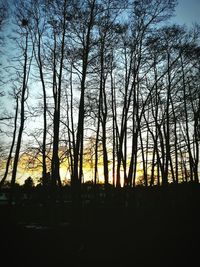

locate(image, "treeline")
(1, 178), (199, 211)
(0, 0), (200, 196)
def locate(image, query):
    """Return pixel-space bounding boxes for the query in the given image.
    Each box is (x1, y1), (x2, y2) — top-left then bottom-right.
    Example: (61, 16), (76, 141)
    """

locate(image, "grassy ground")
(1, 184), (200, 266)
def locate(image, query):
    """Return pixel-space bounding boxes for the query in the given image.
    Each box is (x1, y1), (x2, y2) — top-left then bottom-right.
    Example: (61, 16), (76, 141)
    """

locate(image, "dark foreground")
(1, 184), (200, 266)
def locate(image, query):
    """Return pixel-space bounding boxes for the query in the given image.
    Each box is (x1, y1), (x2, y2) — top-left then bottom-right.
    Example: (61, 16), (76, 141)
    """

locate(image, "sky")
(174, 0), (200, 26)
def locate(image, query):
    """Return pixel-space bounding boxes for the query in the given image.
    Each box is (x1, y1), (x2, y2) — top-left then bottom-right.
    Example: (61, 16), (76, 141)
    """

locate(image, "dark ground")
(1, 184), (200, 266)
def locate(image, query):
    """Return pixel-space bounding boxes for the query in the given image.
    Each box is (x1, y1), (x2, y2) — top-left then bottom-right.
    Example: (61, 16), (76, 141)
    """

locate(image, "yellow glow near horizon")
(0, 148), (146, 186)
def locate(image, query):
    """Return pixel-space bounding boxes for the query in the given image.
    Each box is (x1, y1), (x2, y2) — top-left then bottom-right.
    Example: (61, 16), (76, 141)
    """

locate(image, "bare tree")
(0, 92), (19, 189)
(10, 13), (33, 204)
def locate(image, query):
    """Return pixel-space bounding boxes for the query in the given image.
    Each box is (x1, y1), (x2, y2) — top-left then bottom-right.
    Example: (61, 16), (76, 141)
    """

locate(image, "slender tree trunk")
(163, 51), (171, 186)
(51, 1), (67, 191)
(188, 86), (199, 183)
(0, 96), (18, 190)
(33, 22), (48, 186)
(170, 95), (178, 183)
(181, 55), (194, 182)
(94, 115), (100, 186)
(110, 66), (116, 186)
(10, 31), (29, 204)
(140, 129), (147, 186)
(72, 0), (96, 224)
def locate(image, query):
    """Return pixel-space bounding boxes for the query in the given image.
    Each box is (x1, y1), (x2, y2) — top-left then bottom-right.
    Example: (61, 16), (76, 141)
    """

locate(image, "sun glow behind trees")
(0, 145), (143, 186)
(0, 0), (200, 190)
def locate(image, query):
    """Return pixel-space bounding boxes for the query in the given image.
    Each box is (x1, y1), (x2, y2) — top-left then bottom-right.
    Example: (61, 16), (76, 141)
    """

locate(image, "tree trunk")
(0, 96), (18, 190)
(10, 30), (29, 204)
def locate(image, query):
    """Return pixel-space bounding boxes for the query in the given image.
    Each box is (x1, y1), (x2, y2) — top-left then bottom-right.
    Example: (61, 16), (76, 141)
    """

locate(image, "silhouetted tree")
(0, 92), (19, 190)
(10, 12), (33, 204)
